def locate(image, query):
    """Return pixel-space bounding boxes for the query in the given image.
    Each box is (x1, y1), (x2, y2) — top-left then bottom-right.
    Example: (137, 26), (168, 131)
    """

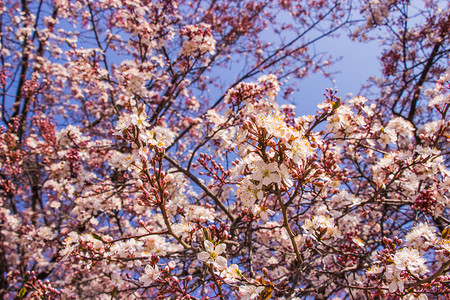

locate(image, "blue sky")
(290, 34), (382, 116)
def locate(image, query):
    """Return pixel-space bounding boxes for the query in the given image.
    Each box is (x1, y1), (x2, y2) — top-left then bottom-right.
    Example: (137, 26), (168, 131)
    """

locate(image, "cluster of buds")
(412, 190), (437, 213)
(18, 271), (61, 299)
(136, 157), (171, 207)
(194, 153), (231, 184)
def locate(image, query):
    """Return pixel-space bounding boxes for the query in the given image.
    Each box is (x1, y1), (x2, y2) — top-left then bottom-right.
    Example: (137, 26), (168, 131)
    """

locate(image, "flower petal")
(204, 240), (214, 252)
(197, 251), (209, 262)
(215, 256), (227, 270)
(215, 243), (226, 255)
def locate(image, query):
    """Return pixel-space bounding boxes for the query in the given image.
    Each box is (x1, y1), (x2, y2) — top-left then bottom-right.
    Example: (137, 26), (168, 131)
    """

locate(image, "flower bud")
(136, 179), (143, 188)
(168, 261), (176, 269)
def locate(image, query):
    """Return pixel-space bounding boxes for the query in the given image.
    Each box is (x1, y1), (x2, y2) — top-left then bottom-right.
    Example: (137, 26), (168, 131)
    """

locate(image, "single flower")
(140, 264), (160, 286)
(197, 240), (227, 270)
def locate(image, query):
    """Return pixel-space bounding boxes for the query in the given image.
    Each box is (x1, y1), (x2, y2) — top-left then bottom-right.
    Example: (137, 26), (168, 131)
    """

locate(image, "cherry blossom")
(0, 0), (448, 299)
(239, 285), (265, 300)
(140, 264), (161, 286)
(197, 240), (227, 270)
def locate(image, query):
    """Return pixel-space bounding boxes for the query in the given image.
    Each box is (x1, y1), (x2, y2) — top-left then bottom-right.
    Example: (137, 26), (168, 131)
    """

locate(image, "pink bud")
(168, 261), (176, 269)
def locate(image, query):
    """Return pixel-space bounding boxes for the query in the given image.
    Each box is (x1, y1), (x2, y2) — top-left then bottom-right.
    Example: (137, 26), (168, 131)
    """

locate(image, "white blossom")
(197, 240), (227, 270)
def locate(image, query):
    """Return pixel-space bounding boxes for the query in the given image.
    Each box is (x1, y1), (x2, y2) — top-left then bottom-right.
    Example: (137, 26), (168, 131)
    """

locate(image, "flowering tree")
(0, 0), (449, 299)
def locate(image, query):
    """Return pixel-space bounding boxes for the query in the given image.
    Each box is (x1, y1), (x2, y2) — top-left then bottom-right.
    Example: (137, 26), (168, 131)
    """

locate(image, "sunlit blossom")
(197, 240), (227, 270)
(140, 264), (161, 286)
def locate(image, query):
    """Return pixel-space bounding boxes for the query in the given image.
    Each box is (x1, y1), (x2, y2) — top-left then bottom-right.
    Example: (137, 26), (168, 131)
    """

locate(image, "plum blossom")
(251, 204), (274, 221)
(285, 136), (313, 164)
(366, 264), (384, 276)
(255, 113), (292, 141)
(114, 108), (150, 137)
(403, 293), (428, 300)
(405, 223), (437, 251)
(180, 23), (216, 57)
(239, 284), (265, 300)
(393, 248), (429, 275)
(379, 117), (415, 146)
(429, 71), (449, 107)
(236, 177), (263, 207)
(428, 94), (450, 107)
(3, 0), (450, 298)
(140, 264), (161, 286)
(197, 240), (227, 270)
(349, 96), (368, 105)
(326, 104), (354, 132)
(385, 248), (429, 293)
(302, 215), (342, 240)
(257, 74), (280, 101)
(249, 160), (281, 188)
(60, 231), (80, 259)
(220, 264), (242, 284)
(386, 264), (405, 293)
(278, 163), (293, 187)
(141, 126), (175, 149)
